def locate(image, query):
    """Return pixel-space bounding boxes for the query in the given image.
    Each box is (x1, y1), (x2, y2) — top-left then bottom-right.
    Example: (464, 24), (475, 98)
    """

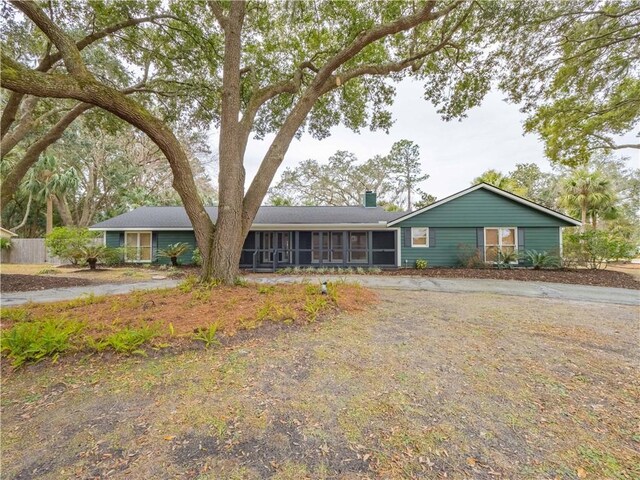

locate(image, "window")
(411, 227), (429, 247)
(484, 227), (516, 263)
(349, 232), (368, 263)
(125, 232), (152, 262)
(311, 232), (345, 263)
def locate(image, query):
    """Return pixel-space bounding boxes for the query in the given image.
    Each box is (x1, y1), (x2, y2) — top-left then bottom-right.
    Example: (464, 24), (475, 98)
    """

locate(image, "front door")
(330, 232), (343, 262)
(262, 232), (291, 264)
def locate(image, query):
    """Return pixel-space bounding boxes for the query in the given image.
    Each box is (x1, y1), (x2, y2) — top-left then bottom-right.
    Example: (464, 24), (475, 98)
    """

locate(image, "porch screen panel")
(349, 232), (368, 263)
(372, 231), (395, 265)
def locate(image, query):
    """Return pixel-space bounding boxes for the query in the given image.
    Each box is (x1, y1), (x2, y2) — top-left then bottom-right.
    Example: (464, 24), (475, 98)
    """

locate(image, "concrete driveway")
(254, 274), (640, 306)
(1, 279), (180, 307)
(1, 275), (638, 307)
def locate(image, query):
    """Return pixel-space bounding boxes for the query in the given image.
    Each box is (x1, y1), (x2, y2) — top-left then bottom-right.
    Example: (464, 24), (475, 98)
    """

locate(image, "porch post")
(368, 231), (373, 266)
(342, 231), (347, 266)
(294, 231), (299, 265)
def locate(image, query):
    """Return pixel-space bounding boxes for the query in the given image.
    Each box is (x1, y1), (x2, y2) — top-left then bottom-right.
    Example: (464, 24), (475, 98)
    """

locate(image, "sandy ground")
(2, 289), (638, 479)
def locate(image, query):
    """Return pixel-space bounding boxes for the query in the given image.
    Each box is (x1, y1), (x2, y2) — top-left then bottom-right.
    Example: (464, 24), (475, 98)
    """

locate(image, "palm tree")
(25, 155), (80, 233)
(559, 168), (617, 231)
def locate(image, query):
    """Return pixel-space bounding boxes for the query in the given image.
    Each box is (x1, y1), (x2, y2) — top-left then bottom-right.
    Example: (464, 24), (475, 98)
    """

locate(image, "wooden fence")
(1, 238), (103, 265)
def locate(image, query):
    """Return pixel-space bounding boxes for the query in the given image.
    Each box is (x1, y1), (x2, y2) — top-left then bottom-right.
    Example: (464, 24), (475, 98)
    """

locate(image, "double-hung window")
(125, 232), (152, 262)
(484, 227), (516, 263)
(411, 227), (429, 247)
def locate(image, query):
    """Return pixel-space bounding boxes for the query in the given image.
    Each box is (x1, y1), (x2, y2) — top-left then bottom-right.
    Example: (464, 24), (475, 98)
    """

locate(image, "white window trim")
(483, 227), (518, 264)
(124, 231), (153, 263)
(411, 227), (429, 248)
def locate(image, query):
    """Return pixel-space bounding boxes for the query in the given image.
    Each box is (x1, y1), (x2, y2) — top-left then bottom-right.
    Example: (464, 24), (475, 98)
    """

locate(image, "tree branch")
(1, 102), (93, 208)
(207, 0), (227, 29)
(1, 8), (172, 137)
(10, 0), (92, 78)
(241, 0), (466, 232)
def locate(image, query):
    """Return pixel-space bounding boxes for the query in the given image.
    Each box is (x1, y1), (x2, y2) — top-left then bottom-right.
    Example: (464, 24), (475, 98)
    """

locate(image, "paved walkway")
(254, 275), (640, 306)
(1, 275), (638, 307)
(1, 279), (180, 307)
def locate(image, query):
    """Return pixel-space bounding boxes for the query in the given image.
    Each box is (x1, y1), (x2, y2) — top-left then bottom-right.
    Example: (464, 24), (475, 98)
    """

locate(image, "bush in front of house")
(192, 247), (202, 266)
(415, 258), (428, 269)
(78, 244), (112, 270)
(45, 227), (101, 264)
(564, 230), (634, 269)
(0, 238), (12, 250)
(521, 250), (560, 269)
(456, 243), (486, 268)
(157, 242), (191, 266)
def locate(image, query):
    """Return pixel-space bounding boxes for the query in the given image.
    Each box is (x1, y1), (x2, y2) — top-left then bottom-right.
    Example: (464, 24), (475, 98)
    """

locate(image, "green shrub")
(157, 242), (190, 266)
(496, 249), (519, 268)
(45, 227), (100, 264)
(91, 325), (158, 355)
(193, 323), (221, 348)
(234, 277), (248, 287)
(103, 247), (124, 266)
(1, 318), (84, 367)
(564, 230), (634, 269)
(456, 243), (485, 268)
(78, 244), (111, 270)
(415, 259), (428, 269)
(304, 295), (328, 322)
(522, 250), (560, 269)
(179, 275), (200, 293)
(0, 238), (12, 250)
(192, 247), (202, 266)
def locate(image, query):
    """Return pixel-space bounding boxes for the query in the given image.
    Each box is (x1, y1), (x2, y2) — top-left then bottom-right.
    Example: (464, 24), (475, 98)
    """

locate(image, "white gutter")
(90, 223), (395, 232)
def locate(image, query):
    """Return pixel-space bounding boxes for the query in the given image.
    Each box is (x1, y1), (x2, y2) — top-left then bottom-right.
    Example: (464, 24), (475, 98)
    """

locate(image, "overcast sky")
(214, 78), (639, 203)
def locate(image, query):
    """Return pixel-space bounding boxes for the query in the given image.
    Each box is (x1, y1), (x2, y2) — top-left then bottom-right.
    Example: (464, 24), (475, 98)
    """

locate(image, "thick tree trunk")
(52, 195), (74, 225)
(202, 1), (246, 284)
(46, 195), (53, 234)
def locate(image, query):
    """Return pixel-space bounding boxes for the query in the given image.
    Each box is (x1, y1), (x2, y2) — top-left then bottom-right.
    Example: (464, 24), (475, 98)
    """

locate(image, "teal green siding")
(103, 231), (197, 264)
(400, 226), (562, 267)
(105, 231), (121, 248)
(400, 227), (477, 267)
(156, 231), (197, 265)
(522, 227), (561, 255)
(395, 189), (571, 267)
(395, 189), (575, 228)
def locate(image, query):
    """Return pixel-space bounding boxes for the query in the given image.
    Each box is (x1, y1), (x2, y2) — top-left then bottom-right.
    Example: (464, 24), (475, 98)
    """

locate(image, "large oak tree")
(2, 0), (500, 283)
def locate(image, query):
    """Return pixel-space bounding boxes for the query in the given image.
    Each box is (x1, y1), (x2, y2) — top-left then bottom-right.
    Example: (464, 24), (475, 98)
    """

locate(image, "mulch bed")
(1, 274), (99, 293)
(384, 267), (640, 290)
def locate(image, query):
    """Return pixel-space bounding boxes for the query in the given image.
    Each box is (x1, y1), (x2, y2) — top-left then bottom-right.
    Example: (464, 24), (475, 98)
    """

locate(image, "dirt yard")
(0, 264), (189, 292)
(2, 290), (639, 479)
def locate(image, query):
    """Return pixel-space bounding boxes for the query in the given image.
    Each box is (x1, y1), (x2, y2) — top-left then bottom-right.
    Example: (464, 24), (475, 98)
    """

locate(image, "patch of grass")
(36, 267), (58, 275)
(89, 325), (159, 355)
(63, 292), (107, 309)
(1, 317), (84, 367)
(179, 275), (199, 293)
(257, 285), (276, 295)
(193, 323), (221, 348)
(120, 269), (144, 278)
(577, 446), (636, 480)
(303, 295), (328, 322)
(0, 307), (31, 322)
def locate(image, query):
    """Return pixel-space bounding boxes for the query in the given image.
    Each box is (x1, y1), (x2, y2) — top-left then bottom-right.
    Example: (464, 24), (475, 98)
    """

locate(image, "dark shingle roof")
(91, 206), (406, 229)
